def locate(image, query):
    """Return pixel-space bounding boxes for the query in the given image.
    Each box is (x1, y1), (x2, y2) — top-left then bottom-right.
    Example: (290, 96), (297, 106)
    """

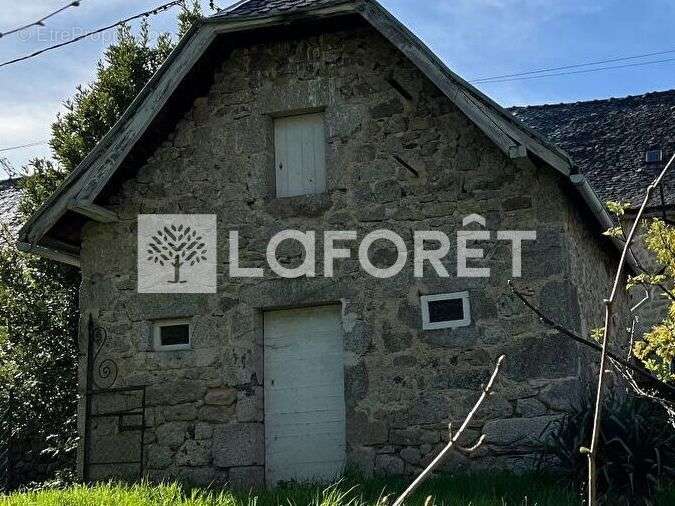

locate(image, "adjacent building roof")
(0, 178), (23, 244)
(512, 90), (675, 209)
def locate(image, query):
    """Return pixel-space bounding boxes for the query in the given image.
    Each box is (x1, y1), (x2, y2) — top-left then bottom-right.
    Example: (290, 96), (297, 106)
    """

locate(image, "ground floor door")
(264, 305), (346, 486)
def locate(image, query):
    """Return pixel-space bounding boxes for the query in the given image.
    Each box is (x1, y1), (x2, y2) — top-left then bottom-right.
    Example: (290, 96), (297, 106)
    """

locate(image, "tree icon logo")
(147, 224), (208, 284)
(138, 215), (217, 294)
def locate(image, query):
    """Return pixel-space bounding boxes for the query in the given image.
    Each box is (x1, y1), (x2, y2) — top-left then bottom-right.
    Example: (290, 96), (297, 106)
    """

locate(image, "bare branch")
(508, 281), (675, 395)
(511, 280), (675, 431)
(458, 434), (486, 454)
(630, 289), (650, 314)
(587, 152), (675, 506)
(630, 254), (675, 303)
(392, 355), (506, 506)
(609, 357), (675, 424)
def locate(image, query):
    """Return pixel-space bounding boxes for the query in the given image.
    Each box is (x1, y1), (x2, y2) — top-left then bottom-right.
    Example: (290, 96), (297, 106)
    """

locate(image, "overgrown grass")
(1, 473), (673, 505)
(0, 473), (572, 506)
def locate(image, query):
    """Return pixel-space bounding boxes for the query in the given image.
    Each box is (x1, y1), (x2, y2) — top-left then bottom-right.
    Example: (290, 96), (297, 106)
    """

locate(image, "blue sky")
(1, 0), (674, 172)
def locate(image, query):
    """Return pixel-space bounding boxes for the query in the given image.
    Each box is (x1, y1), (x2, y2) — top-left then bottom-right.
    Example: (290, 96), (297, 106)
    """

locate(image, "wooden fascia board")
(357, 2), (518, 157)
(212, 0), (572, 178)
(17, 241), (81, 268)
(569, 173), (639, 272)
(21, 0), (576, 248)
(212, 0), (573, 176)
(42, 4), (354, 217)
(443, 68), (575, 171)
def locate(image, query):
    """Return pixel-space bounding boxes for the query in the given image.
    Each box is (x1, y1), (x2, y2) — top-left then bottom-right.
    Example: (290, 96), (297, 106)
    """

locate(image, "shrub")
(544, 390), (675, 504)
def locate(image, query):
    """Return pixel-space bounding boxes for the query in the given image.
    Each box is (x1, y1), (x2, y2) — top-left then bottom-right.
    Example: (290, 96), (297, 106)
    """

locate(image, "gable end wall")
(76, 23), (624, 485)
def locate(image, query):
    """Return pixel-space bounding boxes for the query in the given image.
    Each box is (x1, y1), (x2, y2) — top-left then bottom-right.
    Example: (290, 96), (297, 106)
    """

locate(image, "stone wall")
(77, 22), (625, 486)
(562, 188), (633, 409)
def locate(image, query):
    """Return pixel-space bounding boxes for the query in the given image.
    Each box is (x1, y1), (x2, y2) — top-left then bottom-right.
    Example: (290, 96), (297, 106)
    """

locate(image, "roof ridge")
(0, 176), (24, 187)
(221, 0), (255, 14)
(510, 87), (675, 110)
(213, 0), (350, 19)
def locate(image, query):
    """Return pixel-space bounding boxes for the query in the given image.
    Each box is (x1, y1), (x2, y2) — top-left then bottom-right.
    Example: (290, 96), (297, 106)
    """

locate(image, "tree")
(0, 4), (203, 483)
(602, 200), (675, 382)
(50, 24), (174, 172)
(626, 217), (675, 382)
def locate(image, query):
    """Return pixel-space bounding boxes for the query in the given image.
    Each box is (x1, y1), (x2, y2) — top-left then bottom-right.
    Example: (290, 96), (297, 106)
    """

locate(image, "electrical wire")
(471, 47), (675, 83)
(0, 140), (48, 153)
(472, 56), (675, 84)
(0, 0), (185, 70)
(0, 1), (83, 40)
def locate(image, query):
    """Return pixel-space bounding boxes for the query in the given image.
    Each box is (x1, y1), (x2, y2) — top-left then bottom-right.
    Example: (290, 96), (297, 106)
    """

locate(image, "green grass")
(1, 473), (673, 506)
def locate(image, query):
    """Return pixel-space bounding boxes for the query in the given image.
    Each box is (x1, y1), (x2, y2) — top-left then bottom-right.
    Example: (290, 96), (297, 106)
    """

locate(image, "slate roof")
(511, 90), (675, 208)
(218, 0), (344, 18)
(0, 177), (23, 243)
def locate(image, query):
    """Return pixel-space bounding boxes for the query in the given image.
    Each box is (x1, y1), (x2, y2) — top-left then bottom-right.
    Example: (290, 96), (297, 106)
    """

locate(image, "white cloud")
(0, 101), (58, 169)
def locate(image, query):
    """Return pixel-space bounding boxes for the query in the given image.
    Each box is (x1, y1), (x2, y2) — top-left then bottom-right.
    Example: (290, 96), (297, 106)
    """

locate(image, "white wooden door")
(274, 113), (326, 198)
(264, 305), (345, 486)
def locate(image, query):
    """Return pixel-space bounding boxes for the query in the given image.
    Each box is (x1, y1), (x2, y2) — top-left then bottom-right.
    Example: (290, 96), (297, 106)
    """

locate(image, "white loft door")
(274, 113), (326, 198)
(264, 305), (345, 486)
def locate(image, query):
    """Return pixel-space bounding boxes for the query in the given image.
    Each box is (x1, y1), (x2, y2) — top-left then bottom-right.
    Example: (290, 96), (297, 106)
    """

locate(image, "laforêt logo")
(138, 215), (216, 293)
(146, 224), (208, 284)
(137, 213), (537, 294)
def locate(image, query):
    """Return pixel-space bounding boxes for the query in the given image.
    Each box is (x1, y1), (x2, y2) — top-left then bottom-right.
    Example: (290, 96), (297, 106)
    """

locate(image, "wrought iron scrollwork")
(87, 315), (118, 390)
(84, 314), (147, 483)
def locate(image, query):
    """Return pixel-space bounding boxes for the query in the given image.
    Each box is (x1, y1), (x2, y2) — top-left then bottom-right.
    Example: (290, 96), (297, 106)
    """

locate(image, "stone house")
(18, 0), (635, 488)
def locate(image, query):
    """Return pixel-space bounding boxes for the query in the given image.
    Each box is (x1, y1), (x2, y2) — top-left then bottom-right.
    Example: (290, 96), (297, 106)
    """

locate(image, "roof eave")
(17, 241), (81, 267)
(570, 174), (639, 272)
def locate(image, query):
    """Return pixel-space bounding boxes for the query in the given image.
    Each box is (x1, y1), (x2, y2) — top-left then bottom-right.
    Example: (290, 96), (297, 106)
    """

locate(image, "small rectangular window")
(153, 319), (191, 351)
(421, 292), (471, 330)
(274, 113), (326, 198)
(646, 149), (663, 163)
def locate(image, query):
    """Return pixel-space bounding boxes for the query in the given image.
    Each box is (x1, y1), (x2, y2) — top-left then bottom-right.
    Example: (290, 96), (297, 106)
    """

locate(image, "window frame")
(420, 291), (471, 330)
(153, 318), (192, 351)
(273, 111), (327, 198)
(646, 149), (663, 163)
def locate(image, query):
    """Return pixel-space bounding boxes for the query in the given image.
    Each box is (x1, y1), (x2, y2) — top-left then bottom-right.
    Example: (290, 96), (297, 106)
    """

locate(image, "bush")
(545, 390), (675, 504)
(0, 240), (80, 487)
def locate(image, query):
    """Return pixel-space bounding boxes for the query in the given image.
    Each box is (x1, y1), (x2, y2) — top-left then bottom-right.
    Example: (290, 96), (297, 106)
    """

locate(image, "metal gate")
(83, 315), (147, 482)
